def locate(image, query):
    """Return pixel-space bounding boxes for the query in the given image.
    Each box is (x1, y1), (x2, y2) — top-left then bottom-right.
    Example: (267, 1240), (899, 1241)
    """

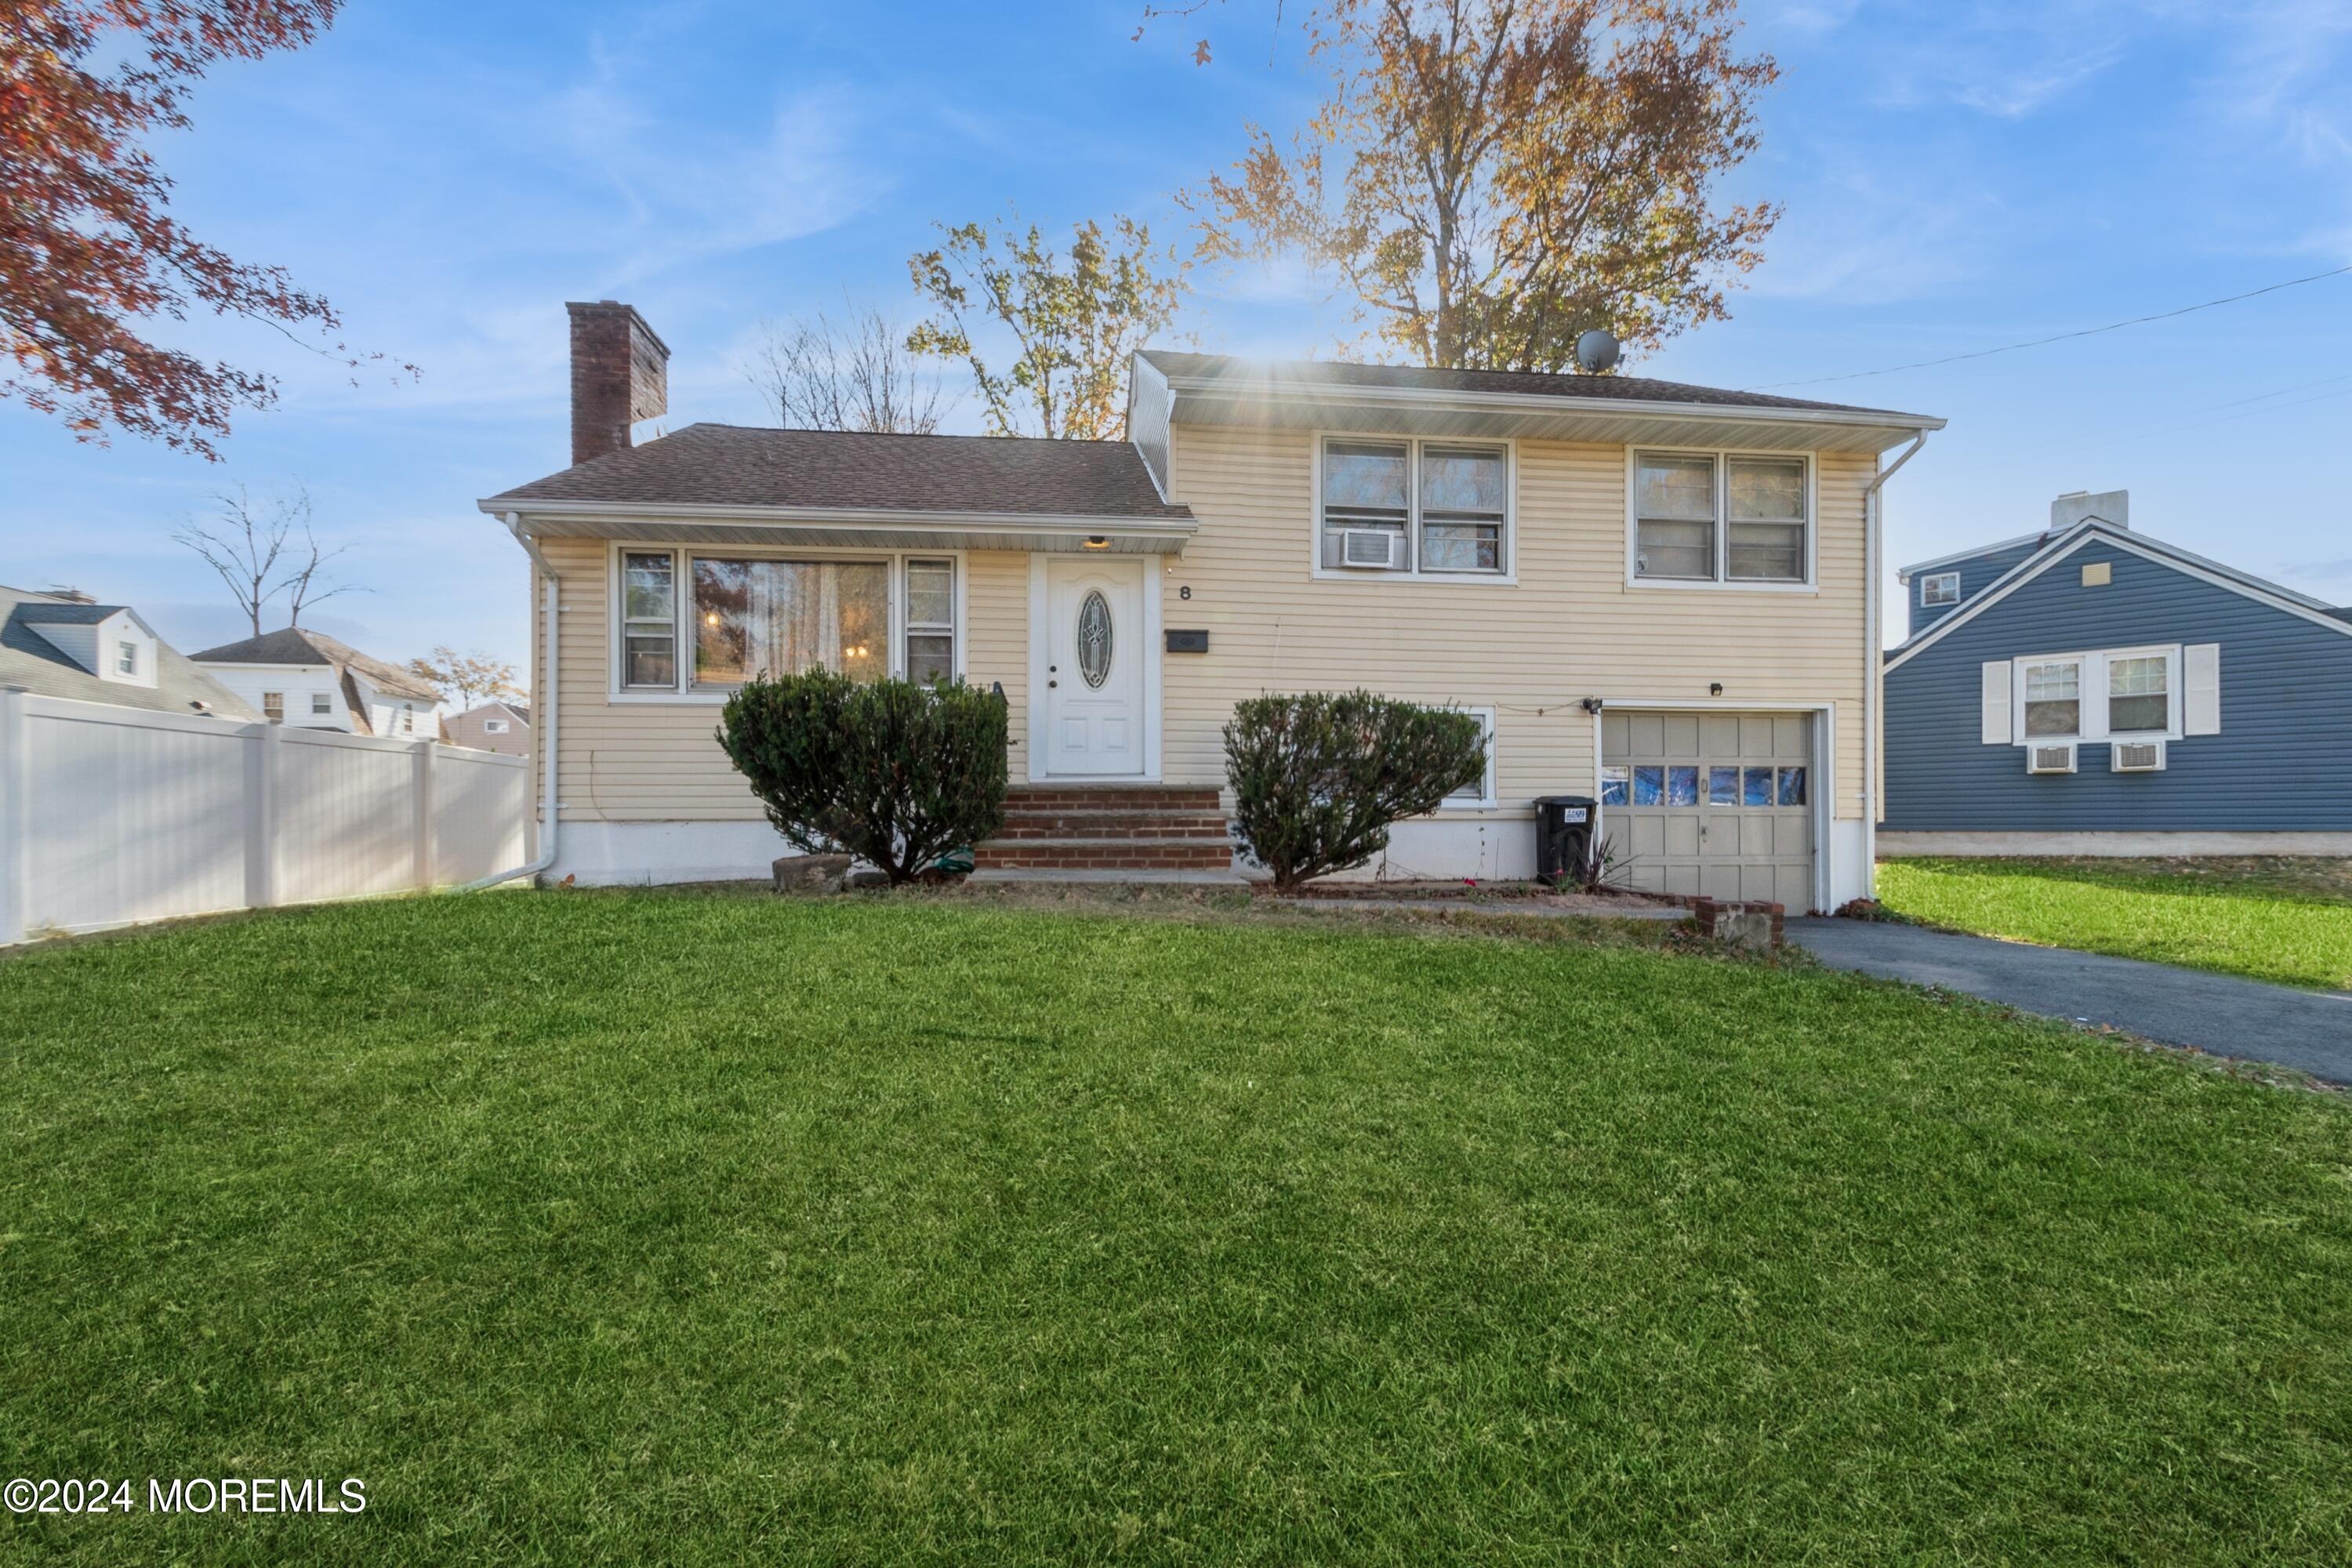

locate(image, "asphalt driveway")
(1788, 916), (2352, 1083)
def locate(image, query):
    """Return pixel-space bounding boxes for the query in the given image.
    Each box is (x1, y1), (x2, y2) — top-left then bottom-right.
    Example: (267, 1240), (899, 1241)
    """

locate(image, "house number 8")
(1179, 586), (1191, 600)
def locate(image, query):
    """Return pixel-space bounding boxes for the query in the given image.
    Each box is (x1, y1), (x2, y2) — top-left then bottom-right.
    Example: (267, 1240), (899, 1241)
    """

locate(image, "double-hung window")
(2107, 655), (2169, 735)
(1319, 438), (1508, 575)
(2022, 659), (2082, 738)
(622, 551), (679, 689)
(904, 559), (956, 684)
(1439, 708), (1497, 808)
(2009, 647), (2180, 744)
(114, 640), (138, 676)
(1633, 451), (1811, 585)
(618, 550), (955, 695)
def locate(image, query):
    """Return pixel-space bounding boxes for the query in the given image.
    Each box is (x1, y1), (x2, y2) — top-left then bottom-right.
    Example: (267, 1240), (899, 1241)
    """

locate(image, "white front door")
(1044, 557), (1145, 778)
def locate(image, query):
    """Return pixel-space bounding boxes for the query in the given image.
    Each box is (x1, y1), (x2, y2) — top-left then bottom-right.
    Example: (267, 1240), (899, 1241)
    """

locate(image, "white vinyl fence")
(1, 688), (532, 942)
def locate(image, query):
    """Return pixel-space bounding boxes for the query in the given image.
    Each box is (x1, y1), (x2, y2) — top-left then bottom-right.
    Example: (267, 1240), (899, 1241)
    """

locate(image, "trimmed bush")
(1224, 691), (1486, 891)
(717, 670), (1008, 884)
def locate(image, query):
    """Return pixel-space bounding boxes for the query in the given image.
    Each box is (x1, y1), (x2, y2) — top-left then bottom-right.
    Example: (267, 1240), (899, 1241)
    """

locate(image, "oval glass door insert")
(1076, 590), (1113, 688)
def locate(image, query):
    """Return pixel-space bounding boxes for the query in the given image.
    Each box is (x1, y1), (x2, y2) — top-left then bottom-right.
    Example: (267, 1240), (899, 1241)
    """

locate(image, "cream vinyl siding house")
(490, 304), (1940, 906)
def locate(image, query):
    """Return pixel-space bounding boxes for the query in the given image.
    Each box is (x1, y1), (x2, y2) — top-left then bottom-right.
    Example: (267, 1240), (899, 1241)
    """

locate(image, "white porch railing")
(0, 688), (531, 942)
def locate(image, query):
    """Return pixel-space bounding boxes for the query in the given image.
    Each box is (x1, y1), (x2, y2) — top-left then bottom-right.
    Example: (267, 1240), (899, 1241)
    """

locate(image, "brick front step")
(975, 838), (1236, 871)
(991, 819), (1231, 841)
(1004, 786), (1223, 811)
(996, 807), (1229, 828)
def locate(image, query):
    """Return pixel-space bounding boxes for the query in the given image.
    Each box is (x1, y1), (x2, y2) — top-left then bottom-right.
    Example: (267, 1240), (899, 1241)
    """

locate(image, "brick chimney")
(567, 301), (670, 466)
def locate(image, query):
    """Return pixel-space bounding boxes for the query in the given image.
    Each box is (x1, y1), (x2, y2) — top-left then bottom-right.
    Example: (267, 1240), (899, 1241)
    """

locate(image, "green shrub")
(1224, 691), (1486, 891)
(717, 670), (1008, 884)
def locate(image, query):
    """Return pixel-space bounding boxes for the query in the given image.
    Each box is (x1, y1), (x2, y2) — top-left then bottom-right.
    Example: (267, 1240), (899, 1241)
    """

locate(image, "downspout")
(458, 511), (561, 890)
(1860, 433), (1929, 902)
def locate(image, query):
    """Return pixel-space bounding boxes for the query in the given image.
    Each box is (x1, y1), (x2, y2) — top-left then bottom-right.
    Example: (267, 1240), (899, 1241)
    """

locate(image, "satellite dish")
(1575, 328), (1621, 373)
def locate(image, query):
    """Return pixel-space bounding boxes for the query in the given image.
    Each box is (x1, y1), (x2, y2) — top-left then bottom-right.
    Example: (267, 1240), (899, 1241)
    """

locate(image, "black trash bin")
(1533, 795), (1598, 887)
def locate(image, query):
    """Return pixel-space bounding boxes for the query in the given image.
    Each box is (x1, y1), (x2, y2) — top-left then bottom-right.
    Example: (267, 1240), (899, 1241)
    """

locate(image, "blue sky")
(5, 0), (2350, 678)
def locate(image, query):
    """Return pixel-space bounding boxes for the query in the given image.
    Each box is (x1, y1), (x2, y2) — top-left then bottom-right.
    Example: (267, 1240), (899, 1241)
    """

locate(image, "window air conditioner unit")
(2111, 740), (2166, 773)
(2027, 743), (2076, 775)
(1338, 528), (1403, 569)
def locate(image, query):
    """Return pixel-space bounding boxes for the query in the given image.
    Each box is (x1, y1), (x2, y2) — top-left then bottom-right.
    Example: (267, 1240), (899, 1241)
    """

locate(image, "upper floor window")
(311, 691), (333, 716)
(114, 639), (137, 676)
(262, 691), (285, 724)
(1319, 438), (1508, 576)
(1632, 451), (1810, 586)
(1920, 572), (1960, 607)
(484, 717), (510, 735)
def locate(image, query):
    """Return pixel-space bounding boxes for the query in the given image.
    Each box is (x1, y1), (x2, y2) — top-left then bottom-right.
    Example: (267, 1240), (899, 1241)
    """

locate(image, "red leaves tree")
(2, 2), (401, 459)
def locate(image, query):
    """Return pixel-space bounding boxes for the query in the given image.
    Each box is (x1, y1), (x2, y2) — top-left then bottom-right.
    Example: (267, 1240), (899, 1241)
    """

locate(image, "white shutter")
(1980, 661), (2013, 745)
(2184, 643), (2221, 735)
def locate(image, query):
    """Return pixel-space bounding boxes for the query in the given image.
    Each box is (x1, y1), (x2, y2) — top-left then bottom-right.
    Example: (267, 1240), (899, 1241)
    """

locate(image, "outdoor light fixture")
(1710, 682), (1724, 695)
(1081, 535), (1109, 549)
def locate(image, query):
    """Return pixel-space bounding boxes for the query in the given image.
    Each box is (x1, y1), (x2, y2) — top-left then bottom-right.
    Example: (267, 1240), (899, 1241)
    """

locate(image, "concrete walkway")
(1788, 916), (2352, 1083)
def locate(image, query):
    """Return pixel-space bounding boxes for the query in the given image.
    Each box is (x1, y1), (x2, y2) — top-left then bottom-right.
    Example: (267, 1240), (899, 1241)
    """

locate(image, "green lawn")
(3, 890), (2349, 1564)
(1876, 856), (2352, 990)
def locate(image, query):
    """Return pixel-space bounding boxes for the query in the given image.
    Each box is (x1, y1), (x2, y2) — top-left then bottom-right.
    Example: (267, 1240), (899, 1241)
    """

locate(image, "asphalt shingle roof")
(1138, 349), (1929, 420)
(0, 586), (258, 719)
(485, 424), (1192, 518)
(190, 626), (441, 702)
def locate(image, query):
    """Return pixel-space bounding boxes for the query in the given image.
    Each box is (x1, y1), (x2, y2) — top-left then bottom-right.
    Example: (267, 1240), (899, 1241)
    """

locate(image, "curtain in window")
(691, 559), (889, 687)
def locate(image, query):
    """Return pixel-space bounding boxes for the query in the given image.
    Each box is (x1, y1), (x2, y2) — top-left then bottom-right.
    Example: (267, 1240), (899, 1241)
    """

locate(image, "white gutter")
(458, 511), (561, 891)
(1860, 432), (1929, 898)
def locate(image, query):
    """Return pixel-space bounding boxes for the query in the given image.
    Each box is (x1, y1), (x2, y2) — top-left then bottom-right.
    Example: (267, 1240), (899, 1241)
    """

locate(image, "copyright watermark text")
(6, 1476), (366, 1515)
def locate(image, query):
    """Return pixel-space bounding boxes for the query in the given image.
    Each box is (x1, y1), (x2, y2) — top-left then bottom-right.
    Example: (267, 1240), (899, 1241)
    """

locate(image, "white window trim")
(606, 541), (967, 703)
(1437, 706), (1498, 810)
(1919, 571), (1960, 606)
(484, 718), (510, 734)
(2009, 644), (2182, 746)
(1310, 432), (1519, 584)
(1624, 445), (1819, 593)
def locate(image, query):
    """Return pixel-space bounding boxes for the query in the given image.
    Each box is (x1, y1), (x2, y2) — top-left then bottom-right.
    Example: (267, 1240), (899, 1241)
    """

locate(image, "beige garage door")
(1601, 710), (1814, 906)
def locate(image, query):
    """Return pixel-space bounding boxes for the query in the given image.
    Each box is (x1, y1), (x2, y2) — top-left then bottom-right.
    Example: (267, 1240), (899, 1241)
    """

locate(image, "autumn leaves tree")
(405, 648), (526, 711)
(906, 216), (1186, 439)
(2, 1), (404, 458)
(1186, 0), (1779, 371)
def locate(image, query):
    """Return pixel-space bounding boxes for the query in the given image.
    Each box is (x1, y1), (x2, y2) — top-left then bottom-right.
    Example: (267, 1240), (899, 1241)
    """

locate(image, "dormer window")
(1921, 572), (1960, 607)
(114, 640), (137, 676)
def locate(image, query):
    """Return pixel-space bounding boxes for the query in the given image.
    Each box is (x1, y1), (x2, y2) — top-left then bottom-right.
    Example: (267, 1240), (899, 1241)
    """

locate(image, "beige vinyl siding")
(533, 428), (1873, 825)
(538, 539), (1032, 822)
(1163, 425), (1873, 819)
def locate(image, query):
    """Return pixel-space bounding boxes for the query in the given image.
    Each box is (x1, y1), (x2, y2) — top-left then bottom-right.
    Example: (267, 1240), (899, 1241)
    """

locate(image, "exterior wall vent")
(1338, 528), (1403, 569)
(2027, 743), (2077, 775)
(2111, 740), (2165, 773)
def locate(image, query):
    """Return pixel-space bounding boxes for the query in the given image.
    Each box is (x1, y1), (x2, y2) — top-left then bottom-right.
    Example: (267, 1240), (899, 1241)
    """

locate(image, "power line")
(2013, 370), (2352, 456)
(1751, 263), (2352, 390)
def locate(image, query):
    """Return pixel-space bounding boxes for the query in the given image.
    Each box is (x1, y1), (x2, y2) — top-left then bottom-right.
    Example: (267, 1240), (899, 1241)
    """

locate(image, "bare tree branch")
(742, 302), (955, 434)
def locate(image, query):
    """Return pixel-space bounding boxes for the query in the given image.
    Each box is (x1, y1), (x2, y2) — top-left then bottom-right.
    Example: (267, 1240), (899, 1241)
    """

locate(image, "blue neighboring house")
(1882, 490), (2352, 855)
